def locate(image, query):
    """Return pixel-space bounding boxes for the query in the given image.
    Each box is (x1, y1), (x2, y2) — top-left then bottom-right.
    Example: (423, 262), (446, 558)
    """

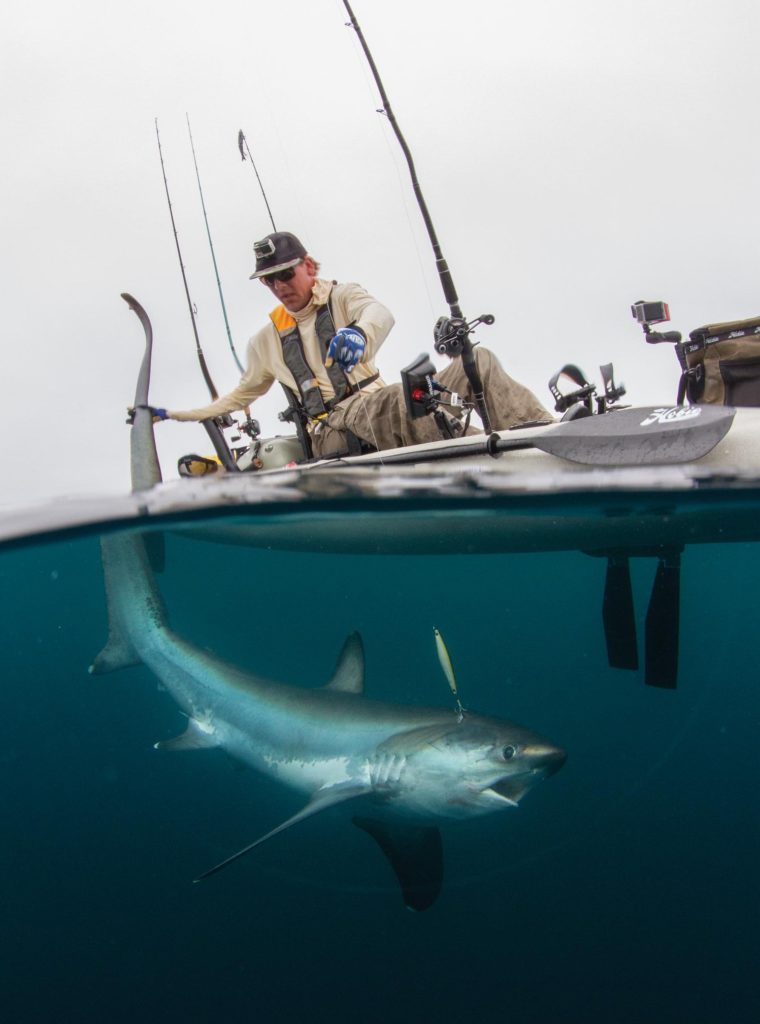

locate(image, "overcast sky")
(3, 0), (760, 505)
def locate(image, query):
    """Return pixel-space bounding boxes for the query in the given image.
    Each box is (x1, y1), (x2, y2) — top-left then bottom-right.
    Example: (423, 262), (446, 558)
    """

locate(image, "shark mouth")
(487, 749), (567, 805)
(487, 777), (536, 805)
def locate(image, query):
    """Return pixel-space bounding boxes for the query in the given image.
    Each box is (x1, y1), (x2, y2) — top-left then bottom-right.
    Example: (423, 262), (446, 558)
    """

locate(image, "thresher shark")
(85, 296), (572, 912)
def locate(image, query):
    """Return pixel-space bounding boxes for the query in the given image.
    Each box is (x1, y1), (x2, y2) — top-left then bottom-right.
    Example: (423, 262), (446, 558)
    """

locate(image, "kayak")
(2, 293), (759, 694)
(1, 294), (758, 555)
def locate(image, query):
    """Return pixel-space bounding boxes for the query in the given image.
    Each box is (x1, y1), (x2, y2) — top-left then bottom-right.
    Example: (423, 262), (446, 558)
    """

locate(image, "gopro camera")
(631, 300), (670, 327)
(253, 237), (276, 259)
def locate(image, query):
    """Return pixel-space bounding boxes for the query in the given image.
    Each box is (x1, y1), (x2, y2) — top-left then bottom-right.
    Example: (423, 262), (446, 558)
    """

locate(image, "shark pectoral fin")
(353, 816), (444, 912)
(323, 632), (365, 694)
(154, 717), (219, 752)
(194, 781), (370, 883)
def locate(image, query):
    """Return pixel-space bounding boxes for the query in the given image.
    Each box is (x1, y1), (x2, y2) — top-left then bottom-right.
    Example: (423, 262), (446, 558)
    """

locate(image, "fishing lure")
(433, 627), (465, 722)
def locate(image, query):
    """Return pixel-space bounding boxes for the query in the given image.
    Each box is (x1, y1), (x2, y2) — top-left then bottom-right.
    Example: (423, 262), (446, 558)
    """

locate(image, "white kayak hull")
(2, 406), (760, 555)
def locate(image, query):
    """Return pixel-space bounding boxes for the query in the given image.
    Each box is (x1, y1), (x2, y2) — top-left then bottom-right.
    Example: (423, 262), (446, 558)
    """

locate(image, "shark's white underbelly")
(201, 711), (371, 796)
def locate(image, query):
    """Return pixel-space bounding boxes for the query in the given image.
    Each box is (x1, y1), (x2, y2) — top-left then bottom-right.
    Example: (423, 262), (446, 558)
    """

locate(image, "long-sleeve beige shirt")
(169, 279), (393, 421)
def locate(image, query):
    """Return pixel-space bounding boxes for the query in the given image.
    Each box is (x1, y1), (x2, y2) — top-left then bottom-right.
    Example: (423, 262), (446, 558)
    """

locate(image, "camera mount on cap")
(253, 238), (276, 260)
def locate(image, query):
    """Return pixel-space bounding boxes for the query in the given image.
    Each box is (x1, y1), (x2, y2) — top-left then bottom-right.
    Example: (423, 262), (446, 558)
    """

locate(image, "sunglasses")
(261, 264), (299, 286)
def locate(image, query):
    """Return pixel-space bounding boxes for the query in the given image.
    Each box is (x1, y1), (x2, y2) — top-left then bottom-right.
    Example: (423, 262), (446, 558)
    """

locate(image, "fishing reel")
(215, 411), (261, 444)
(238, 415), (261, 440)
(433, 313), (495, 357)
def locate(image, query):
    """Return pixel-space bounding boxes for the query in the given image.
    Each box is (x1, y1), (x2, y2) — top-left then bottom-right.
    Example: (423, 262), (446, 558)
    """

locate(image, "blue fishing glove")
(326, 326), (366, 372)
(128, 404), (169, 423)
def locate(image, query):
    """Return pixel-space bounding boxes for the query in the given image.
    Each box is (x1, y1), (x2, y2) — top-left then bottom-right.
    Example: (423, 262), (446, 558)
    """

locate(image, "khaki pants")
(312, 348), (552, 457)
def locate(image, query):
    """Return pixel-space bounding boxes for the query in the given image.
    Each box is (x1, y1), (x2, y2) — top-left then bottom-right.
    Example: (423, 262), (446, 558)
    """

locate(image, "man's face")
(262, 257), (317, 311)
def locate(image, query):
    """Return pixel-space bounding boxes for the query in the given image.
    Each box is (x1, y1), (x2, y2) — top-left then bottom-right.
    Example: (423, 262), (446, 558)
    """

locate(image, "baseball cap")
(249, 231), (308, 279)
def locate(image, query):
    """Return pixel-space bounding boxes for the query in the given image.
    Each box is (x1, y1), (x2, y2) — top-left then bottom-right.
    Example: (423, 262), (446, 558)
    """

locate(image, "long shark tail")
(90, 532), (169, 674)
(91, 295), (167, 676)
(121, 293), (163, 494)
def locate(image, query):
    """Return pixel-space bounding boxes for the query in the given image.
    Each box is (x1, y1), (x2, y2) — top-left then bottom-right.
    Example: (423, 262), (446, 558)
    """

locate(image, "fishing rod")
(342, 0), (493, 433)
(238, 130), (277, 232)
(187, 114), (244, 374)
(154, 118), (219, 400)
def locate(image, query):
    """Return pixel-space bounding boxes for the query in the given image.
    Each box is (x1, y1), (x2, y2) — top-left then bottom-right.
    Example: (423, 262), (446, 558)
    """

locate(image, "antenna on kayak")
(238, 129), (277, 233)
(342, 0), (493, 433)
(187, 114), (244, 374)
(154, 118), (219, 400)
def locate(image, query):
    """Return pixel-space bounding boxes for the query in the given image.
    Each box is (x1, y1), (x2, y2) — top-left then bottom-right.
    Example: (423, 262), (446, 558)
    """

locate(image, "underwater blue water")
(1, 495), (759, 1023)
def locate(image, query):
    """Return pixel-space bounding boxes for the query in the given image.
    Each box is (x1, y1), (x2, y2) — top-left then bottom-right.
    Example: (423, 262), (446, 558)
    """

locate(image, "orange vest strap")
(270, 305), (297, 333)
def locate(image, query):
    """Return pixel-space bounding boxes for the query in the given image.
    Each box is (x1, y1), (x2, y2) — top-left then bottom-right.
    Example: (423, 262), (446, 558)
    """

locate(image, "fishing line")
(375, 116), (438, 320)
(353, 380), (384, 461)
(336, 0), (437, 318)
(248, 59), (309, 238)
(154, 118), (219, 401)
(237, 129), (277, 233)
(341, 0), (493, 434)
(187, 113), (244, 375)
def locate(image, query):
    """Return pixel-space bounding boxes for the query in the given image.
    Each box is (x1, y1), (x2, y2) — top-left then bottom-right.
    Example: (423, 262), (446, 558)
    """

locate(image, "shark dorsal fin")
(324, 632), (365, 694)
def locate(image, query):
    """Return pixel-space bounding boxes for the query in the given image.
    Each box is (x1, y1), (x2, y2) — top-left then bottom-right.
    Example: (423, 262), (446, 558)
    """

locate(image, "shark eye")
(502, 745), (517, 760)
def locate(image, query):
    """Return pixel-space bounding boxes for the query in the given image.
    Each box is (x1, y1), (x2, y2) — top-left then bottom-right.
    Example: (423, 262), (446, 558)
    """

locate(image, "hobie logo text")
(640, 407), (702, 426)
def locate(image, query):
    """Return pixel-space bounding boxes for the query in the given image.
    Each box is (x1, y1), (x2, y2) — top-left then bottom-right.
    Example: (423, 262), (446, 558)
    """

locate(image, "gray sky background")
(3, 0), (759, 505)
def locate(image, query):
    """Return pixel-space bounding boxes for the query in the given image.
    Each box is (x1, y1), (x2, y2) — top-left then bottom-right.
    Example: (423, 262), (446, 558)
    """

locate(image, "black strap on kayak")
(342, 0), (492, 433)
(548, 364), (596, 413)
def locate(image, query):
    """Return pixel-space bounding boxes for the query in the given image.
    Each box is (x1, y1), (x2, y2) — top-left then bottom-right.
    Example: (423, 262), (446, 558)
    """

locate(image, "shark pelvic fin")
(89, 633), (140, 675)
(353, 816), (444, 912)
(323, 632), (365, 694)
(154, 717), (219, 752)
(194, 781), (370, 883)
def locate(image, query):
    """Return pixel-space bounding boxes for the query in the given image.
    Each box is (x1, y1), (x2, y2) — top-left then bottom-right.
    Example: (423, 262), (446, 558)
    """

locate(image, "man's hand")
(126, 404), (169, 424)
(325, 326), (366, 372)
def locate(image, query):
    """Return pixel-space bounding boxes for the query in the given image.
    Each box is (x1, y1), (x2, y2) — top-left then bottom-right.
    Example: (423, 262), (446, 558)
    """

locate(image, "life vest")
(270, 302), (353, 420)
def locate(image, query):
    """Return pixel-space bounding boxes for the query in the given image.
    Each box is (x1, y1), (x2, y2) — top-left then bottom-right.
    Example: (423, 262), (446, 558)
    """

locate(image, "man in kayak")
(163, 231), (551, 457)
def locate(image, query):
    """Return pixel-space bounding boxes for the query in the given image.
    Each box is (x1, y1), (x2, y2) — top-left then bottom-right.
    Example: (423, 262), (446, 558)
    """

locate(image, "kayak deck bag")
(681, 315), (760, 405)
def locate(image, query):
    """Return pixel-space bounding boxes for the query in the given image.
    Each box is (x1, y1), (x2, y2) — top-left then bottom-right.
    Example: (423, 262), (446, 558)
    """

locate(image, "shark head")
(373, 716), (566, 820)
